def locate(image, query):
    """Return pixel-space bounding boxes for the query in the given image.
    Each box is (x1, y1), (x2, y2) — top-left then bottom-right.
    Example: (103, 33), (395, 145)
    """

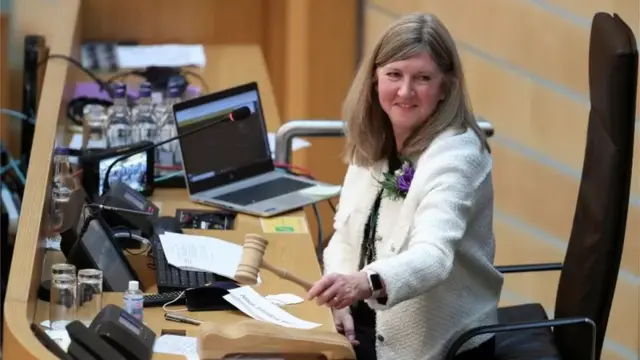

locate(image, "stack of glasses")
(48, 263), (104, 329)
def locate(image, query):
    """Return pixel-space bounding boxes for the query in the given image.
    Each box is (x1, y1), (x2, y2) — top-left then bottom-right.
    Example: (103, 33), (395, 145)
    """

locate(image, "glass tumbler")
(77, 269), (103, 323)
(49, 263), (77, 330)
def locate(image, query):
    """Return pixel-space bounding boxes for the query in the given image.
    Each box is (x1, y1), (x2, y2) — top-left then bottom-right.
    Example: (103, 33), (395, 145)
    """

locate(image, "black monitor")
(64, 214), (140, 292)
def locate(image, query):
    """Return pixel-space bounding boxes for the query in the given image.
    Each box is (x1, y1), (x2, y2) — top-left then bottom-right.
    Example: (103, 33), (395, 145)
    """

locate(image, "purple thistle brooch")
(379, 160), (415, 200)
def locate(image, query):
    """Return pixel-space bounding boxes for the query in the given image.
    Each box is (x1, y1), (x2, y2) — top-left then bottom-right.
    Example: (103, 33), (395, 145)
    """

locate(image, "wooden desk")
(3, 23), (336, 360)
(32, 190), (337, 359)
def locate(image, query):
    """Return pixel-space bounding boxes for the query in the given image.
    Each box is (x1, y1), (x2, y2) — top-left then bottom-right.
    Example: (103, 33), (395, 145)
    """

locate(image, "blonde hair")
(342, 13), (489, 166)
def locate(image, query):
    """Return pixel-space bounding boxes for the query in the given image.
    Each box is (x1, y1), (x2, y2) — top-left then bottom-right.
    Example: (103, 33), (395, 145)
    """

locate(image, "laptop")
(173, 82), (339, 217)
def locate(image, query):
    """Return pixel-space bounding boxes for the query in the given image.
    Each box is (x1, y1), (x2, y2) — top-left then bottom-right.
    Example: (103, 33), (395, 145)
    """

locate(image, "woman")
(307, 13), (504, 360)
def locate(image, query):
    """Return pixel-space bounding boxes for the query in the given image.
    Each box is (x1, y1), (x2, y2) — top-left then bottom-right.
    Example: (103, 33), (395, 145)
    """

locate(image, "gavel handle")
(261, 261), (314, 291)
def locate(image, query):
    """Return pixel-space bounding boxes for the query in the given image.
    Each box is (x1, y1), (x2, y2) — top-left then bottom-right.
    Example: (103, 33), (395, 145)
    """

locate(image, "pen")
(164, 313), (202, 326)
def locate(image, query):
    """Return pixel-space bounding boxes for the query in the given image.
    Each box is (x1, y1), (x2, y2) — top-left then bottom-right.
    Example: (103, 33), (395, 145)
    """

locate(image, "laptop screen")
(174, 83), (273, 194)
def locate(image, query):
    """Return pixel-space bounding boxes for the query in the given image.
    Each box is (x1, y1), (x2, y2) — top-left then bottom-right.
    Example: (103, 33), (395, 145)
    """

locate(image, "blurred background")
(0, 1), (638, 359)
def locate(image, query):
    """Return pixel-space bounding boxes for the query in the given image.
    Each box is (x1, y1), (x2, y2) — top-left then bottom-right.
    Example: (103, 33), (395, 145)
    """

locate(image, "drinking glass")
(49, 264), (77, 330)
(51, 263), (76, 278)
(77, 269), (103, 323)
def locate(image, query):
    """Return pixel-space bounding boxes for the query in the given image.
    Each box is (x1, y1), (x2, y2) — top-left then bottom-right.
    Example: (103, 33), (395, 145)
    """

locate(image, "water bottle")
(123, 280), (144, 322)
(155, 85), (182, 175)
(51, 147), (73, 204)
(48, 146), (73, 232)
(105, 82), (132, 147)
(132, 82), (157, 143)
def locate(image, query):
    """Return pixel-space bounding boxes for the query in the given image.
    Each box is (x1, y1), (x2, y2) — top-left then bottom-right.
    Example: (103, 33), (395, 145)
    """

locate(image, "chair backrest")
(553, 13), (638, 360)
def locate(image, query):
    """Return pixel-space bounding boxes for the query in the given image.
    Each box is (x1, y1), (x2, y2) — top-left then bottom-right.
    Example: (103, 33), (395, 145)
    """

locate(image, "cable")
(0, 108), (36, 124)
(162, 290), (188, 313)
(0, 142), (26, 185)
(39, 54), (112, 96)
(112, 230), (151, 255)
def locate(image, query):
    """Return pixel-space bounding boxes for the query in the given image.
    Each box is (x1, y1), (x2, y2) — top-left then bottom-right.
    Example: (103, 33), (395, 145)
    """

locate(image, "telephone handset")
(65, 304), (157, 360)
(66, 321), (126, 360)
(89, 304), (156, 360)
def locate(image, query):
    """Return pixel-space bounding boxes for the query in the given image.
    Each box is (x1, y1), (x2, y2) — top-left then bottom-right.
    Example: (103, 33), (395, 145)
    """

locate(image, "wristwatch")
(365, 270), (383, 298)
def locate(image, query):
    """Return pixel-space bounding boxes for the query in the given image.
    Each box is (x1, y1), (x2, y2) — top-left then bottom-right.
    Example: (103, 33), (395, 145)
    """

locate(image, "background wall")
(363, 1), (639, 359)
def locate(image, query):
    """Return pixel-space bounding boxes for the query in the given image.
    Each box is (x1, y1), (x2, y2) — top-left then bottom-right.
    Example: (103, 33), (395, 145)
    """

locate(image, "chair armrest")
(495, 262), (563, 274)
(443, 317), (596, 360)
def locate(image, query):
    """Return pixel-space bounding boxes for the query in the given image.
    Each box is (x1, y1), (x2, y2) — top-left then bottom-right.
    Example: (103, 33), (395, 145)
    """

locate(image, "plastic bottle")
(105, 82), (132, 147)
(132, 82), (157, 142)
(123, 280), (144, 322)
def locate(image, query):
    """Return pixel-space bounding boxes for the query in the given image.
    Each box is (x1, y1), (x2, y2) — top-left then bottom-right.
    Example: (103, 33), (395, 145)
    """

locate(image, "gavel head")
(234, 234), (269, 285)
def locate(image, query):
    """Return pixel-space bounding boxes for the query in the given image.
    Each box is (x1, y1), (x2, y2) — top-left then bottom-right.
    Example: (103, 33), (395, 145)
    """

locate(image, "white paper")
(153, 335), (199, 359)
(40, 320), (91, 330)
(298, 185), (341, 197)
(267, 132), (311, 159)
(223, 286), (320, 330)
(67, 133), (107, 150)
(67, 133), (107, 164)
(44, 329), (71, 352)
(158, 232), (260, 283)
(116, 44), (207, 69)
(265, 293), (304, 306)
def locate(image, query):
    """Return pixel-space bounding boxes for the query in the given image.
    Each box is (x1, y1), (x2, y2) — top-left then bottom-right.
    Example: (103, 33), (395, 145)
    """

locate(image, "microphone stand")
(101, 107), (251, 195)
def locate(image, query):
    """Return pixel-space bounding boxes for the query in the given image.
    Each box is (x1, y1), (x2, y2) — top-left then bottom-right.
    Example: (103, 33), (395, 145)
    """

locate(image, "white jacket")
(323, 128), (504, 360)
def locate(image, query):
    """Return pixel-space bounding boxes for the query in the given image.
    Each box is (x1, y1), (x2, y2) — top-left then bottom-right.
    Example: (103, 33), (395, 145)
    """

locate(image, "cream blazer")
(323, 128), (504, 360)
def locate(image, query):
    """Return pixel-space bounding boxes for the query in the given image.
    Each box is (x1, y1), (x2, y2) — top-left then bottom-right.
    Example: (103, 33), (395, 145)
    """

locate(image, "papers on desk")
(158, 232), (261, 283)
(116, 44), (207, 69)
(153, 335), (199, 360)
(224, 286), (321, 330)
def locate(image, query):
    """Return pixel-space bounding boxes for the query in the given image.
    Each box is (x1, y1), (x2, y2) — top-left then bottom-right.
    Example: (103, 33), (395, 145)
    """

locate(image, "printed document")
(153, 335), (199, 360)
(158, 232), (260, 283)
(223, 286), (321, 330)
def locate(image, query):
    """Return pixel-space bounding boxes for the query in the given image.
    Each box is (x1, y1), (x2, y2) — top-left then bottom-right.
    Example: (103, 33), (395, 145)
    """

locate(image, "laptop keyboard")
(213, 178), (314, 206)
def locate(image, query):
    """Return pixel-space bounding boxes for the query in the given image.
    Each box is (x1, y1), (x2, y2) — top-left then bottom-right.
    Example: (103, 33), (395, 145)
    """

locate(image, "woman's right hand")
(333, 307), (359, 346)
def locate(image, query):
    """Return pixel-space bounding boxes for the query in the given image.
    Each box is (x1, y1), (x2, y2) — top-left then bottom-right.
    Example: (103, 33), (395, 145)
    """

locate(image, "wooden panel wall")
(364, 1), (639, 359)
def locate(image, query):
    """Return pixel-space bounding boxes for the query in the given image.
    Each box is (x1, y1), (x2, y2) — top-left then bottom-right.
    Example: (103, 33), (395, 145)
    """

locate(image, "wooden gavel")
(234, 233), (314, 290)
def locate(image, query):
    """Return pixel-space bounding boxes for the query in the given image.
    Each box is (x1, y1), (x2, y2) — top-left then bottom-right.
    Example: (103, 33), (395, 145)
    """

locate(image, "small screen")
(174, 90), (271, 186)
(99, 152), (147, 195)
(81, 218), (135, 291)
(118, 315), (141, 335)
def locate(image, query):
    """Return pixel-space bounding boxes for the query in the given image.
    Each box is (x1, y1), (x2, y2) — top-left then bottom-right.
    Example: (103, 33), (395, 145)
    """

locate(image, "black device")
(151, 239), (236, 293)
(98, 181), (159, 238)
(66, 321), (126, 360)
(62, 213), (140, 291)
(101, 106), (251, 195)
(366, 271), (384, 298)
(21, 34), (48, 173)
(30, 323), (75, 360)
(152, 215), (183, 235)
(143, 291), (186, 307)
(176, 208), (237, 230)
(80, 141), (155, 202)
(185, 282), (239, 311)
(88, 304), (157, 360)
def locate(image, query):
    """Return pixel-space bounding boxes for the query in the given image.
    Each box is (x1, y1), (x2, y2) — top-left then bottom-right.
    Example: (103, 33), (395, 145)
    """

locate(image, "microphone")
(101, 106), (251, 195)
(88, 203), (154, 216)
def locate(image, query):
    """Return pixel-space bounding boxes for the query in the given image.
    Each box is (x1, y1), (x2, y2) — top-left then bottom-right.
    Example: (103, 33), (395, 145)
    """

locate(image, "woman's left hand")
(307, 272), (372, 309)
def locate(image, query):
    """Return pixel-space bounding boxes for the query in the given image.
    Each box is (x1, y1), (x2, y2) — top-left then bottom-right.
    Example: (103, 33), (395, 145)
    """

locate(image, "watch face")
(370, 273), (383, 290)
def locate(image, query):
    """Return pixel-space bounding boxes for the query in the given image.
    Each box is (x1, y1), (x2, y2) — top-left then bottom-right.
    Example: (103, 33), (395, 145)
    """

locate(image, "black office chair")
(445, 12), (638, 360)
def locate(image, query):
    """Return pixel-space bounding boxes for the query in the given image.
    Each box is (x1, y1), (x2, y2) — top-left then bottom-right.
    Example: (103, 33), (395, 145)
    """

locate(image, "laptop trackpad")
(251, 192), (312, 213)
